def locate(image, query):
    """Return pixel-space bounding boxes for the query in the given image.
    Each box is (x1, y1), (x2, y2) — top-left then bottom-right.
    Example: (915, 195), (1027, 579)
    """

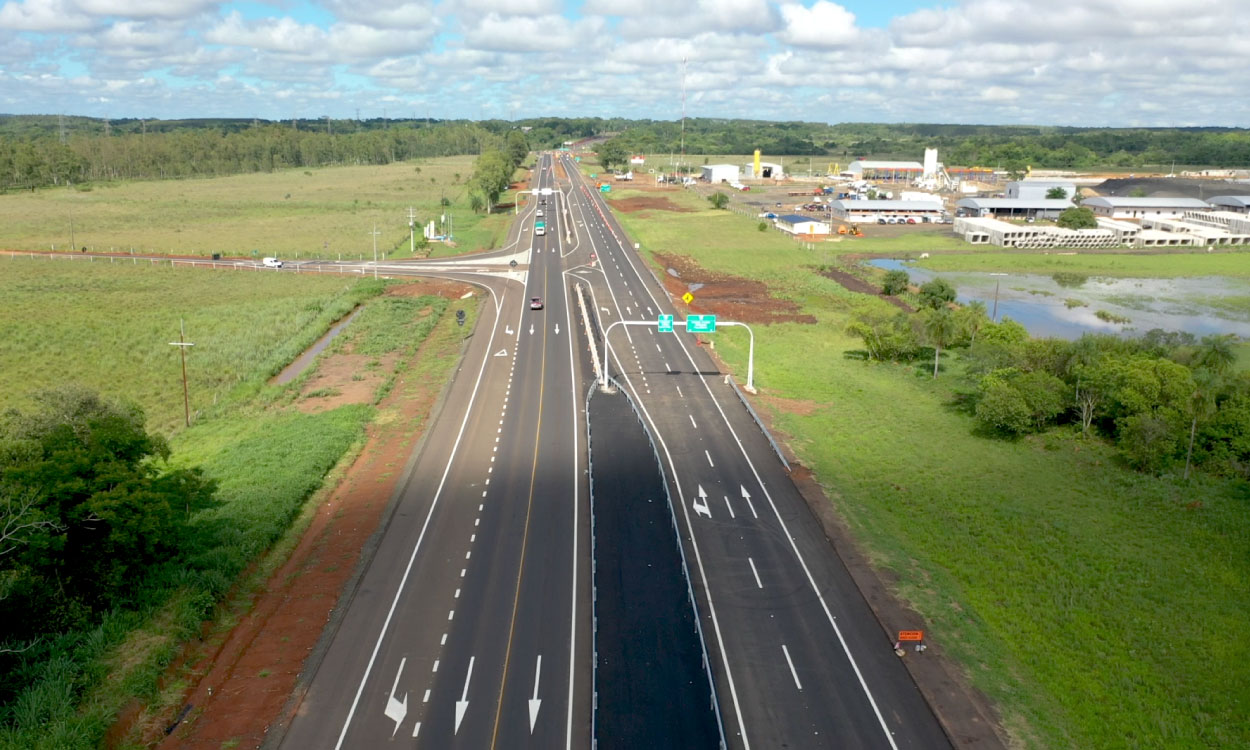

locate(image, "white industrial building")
(744, 161), (784, 179)
(774, 214), (830, 235)
(1083, 197), (1211, 220)
(953, 211), (1248, 249)
(1005, 180), (1076, 201)
(1140, 215), (1250, 245)
(1208, 196), (1250, 213)
(701, 164), (740, 184)
(956, 198), (1073, 220)
(830, 199), (944, 222)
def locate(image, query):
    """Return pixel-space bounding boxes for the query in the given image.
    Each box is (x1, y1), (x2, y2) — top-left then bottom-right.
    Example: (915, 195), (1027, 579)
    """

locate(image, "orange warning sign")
(897, 630), (925, 642)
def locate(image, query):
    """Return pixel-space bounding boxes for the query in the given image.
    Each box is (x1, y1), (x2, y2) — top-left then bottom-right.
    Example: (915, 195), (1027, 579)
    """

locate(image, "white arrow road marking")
(383, 658), (408, 738)
(528, 655), (543, 734)
(506, 326), (514, 335)
(495, 349), (508, 357)
(554, 324), (560, 335)
(455, 657), (474, 735)
(600, 306), (610, 313)
(647, 306), (654, 315)
(723, 495), (735, 519)
(741, 485), (759, 519)
(529, 324), (535, 335)
(694, 485), (712, 519)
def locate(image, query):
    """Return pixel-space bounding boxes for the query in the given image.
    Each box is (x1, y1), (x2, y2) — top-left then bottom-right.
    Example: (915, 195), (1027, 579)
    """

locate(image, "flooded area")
(272, 307), (362, 385)
(867, 259), (1250, 340)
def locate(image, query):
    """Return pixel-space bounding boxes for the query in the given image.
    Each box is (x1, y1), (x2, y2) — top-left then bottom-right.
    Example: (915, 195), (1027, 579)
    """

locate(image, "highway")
(258, 149), (954, 749)
(279, 152), (592, 748)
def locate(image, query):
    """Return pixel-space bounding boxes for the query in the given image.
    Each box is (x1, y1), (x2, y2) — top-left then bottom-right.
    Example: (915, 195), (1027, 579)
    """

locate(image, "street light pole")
(368, 225), (381, 279)
(407, 207), (416, 255)
(169, 318), (195, 427)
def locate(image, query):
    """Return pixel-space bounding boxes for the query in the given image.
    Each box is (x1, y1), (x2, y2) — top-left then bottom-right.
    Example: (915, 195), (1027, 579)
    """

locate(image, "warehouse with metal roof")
(1209, 196), (1250, 213)
(830, 199), (944, 221)
(1084, 197), (1211, 220)
(956, 198), (1073, 220)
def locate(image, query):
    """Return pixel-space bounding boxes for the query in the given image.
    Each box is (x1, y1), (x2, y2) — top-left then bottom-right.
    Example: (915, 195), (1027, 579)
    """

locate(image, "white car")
(536, 209), (544, 217)
(262, 257), (283, 268)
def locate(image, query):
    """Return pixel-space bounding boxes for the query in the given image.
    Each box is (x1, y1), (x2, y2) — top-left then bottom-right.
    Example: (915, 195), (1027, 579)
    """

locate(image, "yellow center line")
(489, 228), (549, 749)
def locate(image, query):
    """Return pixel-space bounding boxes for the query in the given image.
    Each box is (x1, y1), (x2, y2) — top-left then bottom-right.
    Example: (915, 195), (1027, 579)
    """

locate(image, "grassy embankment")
(602, 186), (1250, 750)
(0, 156), (517, 260)
(0, 257), (469, 749)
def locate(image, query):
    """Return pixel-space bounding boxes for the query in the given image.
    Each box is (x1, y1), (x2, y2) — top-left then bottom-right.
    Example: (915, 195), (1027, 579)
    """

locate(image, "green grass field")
(0, 257), (375, 433)
(0, 255), (468, 749)
(0, 156), (517, 260)
(916, 249), (1250, 279)
(605, 190), (1250, 749)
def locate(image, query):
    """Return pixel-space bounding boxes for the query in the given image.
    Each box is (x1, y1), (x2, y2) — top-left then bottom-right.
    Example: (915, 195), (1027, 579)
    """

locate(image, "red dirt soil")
(653, 252), (816, 326)
(612, 195), (693, 213)
(115, 280), (472, 750)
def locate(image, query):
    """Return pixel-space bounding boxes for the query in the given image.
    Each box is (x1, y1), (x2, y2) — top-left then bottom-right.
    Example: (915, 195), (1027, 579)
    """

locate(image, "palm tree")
(960, 301), (989, 345)
(1195, 333), (1236, 375)
(924, 308), (958, 379)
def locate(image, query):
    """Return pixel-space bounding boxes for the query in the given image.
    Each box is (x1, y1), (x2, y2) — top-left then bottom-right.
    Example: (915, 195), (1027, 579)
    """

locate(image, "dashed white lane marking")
(705, 450), (715, 467)
(689, 414), (697, 429)
(465, 550), (471, 560)
(782, 645), (802, 690)
(441, 633), (448, 645)
(748, 557), (762, 588)
(460, 568), (466, 577)
(433, 660), (440, 672)
(424, 689), (431, 703)
(676, 386), (683, 398)
(448, 610), (455, 620)
(656, 344), (662, 352)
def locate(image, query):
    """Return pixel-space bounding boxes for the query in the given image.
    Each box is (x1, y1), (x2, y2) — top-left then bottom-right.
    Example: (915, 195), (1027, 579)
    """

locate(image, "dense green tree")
(975, 375), (1033, 435)
(956, 300), (989, 345)
(918, 278), (957, 310)
(844, 301), (918, 362)
(708, 192), (729, 210)
(1045, 186), (1069, 199)
(596, 139), (627, 171)
(469, 149), (514, 212)
(0, 387), (216, 634)
(505, 130), (529, 169)
(881, 269), (910, 296)
(1057, 206), (1098, 229)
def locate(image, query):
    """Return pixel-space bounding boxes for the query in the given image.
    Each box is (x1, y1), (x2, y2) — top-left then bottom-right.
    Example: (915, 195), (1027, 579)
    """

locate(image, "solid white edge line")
(332, 279), (509, 749)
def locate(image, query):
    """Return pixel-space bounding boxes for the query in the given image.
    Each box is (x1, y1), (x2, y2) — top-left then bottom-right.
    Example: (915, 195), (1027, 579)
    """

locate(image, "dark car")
(530, 297), (544, 310)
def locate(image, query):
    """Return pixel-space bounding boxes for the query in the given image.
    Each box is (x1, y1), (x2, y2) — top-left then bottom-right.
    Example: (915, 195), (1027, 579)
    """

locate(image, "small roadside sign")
(657, 314), (674, 333)
(687, 314), (716, 334)
(681, 292), (694, 304)
(897, 630), (924, 642)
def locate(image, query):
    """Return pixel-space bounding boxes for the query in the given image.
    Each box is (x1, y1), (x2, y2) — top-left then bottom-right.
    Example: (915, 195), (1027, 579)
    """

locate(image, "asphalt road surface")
(255, 150), (954, 749)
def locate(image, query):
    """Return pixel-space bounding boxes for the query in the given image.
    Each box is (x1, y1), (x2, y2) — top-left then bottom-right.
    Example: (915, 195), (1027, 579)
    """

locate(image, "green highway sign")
(686, 314), (717, 333)
(657, 314), (674, 333)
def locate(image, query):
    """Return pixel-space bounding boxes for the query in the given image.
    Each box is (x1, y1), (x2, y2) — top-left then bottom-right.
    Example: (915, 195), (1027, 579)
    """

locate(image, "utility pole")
(368, 225), (381, 279)
(69, 215), (75, 251)
(407, 207), (417, 254)
(679, 56), (688, 174)
(169, 319), (195, 428)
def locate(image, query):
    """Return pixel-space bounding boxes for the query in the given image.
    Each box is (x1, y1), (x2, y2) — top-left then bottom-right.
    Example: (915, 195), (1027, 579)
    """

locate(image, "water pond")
(867, 258), (1250, 340)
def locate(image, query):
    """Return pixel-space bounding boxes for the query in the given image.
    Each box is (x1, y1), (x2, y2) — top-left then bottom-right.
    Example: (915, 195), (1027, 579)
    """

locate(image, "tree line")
(846, 275), (1248, 478)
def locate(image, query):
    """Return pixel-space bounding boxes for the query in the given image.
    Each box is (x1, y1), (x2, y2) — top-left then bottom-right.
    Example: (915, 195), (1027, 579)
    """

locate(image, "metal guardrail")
(727, 374), (791, 473)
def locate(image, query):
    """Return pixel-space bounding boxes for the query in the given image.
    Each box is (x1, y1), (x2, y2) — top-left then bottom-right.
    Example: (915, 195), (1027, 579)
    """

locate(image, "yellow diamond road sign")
(682, 292), (694, 304)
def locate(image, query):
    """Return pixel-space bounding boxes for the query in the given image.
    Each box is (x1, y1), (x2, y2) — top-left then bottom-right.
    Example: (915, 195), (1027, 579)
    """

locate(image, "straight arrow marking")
(455, 656), (474, 735)
(383, 658), (408, 738)
(741, 484), (759, 519)
(528, 654), (542, 734)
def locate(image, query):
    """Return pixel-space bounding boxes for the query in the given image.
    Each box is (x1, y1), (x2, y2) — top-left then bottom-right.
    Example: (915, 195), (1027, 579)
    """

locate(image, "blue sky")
(0, 0), (1246, 127)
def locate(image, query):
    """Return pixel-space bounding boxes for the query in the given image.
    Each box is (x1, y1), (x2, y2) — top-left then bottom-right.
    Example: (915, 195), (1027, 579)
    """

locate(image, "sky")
(0, 0), (1247, 127)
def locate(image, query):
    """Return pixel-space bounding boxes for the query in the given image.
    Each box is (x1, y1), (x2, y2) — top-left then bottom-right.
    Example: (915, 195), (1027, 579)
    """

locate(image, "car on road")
(262, 257), (283, 268)
(530, 297), (544, 310)
(537, 209), (544, 217)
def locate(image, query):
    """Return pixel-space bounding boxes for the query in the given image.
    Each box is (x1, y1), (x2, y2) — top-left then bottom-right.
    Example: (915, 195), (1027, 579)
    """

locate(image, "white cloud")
(777, 1), (857, 47)
(73, 0), (219, 20)
(322, 0), (436, 29)
(0, 0), (93, 31)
